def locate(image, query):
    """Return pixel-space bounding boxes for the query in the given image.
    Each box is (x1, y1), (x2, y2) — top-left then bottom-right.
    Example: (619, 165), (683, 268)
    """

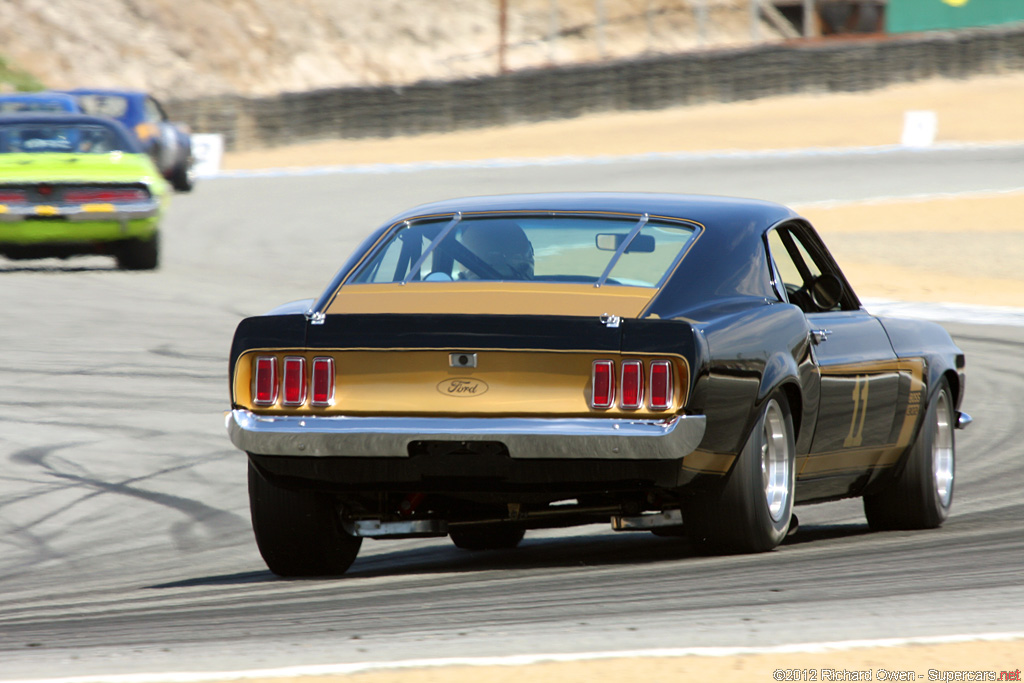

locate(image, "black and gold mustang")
(227, 193), (969, 577)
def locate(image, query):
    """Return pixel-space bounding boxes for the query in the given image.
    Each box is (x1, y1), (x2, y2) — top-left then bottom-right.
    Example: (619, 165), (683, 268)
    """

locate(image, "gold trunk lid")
(234, 348), (689, 419)
(324, 282), (657, 318)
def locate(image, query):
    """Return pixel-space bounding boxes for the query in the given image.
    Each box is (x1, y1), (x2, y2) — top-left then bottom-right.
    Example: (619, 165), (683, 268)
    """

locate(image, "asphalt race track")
(1, 146), (1023, 679)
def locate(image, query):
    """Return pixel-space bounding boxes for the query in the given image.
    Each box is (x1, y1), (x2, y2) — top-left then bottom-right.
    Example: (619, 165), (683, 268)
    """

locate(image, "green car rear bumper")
(0, 206), (159, 247)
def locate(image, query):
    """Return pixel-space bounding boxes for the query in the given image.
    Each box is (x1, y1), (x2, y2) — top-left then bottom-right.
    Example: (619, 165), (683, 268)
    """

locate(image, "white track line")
(203, 141), (1024, 179)
(863, 298), (1024, 328)
(6, 632), (1023, 683)
(792, 185), (1024, 208)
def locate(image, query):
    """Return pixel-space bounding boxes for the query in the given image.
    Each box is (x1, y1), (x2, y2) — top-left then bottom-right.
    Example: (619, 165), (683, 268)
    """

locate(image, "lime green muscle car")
(0, 113), (168, 270)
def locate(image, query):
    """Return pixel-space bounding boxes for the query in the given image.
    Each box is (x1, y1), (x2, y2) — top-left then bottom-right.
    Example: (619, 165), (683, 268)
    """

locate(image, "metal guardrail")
(166, 23), (1024, 152)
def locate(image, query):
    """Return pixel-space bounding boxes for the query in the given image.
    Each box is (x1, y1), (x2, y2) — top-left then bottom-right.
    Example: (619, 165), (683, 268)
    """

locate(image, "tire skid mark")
(0, 365), (222, 381)
(939, 334), (1022, 515)
(10, 421), (167, 440)
(4, 444), (248, 565)
(149, 344), (224, 362)
(1, 445), (93, 571)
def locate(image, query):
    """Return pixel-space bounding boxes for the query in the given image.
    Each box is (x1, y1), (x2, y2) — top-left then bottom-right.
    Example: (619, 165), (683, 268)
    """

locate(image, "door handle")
(811, 328), (832, 344)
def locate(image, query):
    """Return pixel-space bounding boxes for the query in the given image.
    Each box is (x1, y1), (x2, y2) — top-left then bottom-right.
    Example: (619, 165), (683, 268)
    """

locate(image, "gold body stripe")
(797, 445), (905, 477)
(798, 357), (926, 476)
(681, 450), (736, 474)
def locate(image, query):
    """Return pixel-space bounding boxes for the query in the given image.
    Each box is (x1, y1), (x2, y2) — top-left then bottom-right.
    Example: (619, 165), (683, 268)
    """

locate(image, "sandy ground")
(215, 74), (1024, 682)
(224, 73), (1024, 167)
(240, 639), (1024, 683)
(225, 73), (1024, 307)
(799, 194), (1024, 307)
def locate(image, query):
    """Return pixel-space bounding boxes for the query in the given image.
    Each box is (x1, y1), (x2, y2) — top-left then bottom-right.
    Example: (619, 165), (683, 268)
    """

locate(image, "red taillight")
(649, 360), (673, 410)
(253, 356), (278, 406)
(282, 356), (307, 406)
(620, 360), (643, 409)
(311, 357), (335, 406)
(64, 188), (148, 203)
(0, 190), (27, 204)
(592, 360), (615, 409)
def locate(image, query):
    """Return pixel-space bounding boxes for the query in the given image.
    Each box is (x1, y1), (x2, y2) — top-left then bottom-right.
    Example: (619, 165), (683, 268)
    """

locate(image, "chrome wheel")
(761, 399), (792, 523)
(932, 390), (955, 508)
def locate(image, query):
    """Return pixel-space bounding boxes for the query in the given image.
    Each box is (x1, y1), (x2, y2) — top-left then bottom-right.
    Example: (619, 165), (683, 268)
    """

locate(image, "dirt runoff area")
(218, 74), (1024, 682)
(226, 73), (1024, 308)
(237, 639), (1024, 683)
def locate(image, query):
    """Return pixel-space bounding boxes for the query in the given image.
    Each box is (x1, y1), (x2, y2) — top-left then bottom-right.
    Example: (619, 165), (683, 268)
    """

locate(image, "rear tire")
(864, 378), (955, 530)
(449, 524), (525, 551)
(170, 161), (194, 192)
(684, 395), (796, 553)
(247, 462), (362, 577)
(116, 233), (159, 270)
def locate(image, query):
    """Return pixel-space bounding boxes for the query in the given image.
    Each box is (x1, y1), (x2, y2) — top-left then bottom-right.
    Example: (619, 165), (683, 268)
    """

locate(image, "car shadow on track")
(150, 570), (279, 589)
(344, 522), (875, 578)
(147, 534), (698, 588)
(783, 522), (872, 546)
(147, 521), (874, 588)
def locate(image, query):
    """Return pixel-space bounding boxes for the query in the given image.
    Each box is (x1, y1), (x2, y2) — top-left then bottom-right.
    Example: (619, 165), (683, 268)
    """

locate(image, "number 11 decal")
(844, 375), (869, 447)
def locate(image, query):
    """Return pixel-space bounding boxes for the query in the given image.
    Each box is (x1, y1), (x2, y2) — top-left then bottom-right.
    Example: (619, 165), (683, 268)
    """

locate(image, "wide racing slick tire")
(449, 524), (525, 551)
(684, 395), (796, 553)
(863, 377), (955, 531)
(116, 233), (160, 271)
(170, 161), (194, 192)
(247, 462), (362, 577)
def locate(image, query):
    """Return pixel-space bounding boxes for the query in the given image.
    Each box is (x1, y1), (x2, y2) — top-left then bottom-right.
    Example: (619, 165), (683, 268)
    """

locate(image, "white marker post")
(190, 133), (224, 177)
(901, 110), (938, 148)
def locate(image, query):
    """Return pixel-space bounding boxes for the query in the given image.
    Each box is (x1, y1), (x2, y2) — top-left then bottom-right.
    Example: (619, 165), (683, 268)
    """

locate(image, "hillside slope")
(0, 0), (775, 98)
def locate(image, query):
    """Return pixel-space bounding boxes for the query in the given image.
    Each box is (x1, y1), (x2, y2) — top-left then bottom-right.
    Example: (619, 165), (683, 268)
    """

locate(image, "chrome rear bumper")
(227, 409), (706, 460)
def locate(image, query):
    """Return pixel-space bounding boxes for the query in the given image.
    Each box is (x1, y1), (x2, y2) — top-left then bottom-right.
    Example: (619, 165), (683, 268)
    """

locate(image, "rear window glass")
(75, 94), (129, 119)
(351, 213), (698, 288)
(0, 123), (132, 154)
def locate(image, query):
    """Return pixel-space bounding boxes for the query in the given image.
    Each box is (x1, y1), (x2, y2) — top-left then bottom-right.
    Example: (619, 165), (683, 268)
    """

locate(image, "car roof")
(0, 92), (79, 102)
(57, 88), (147, 99)
(385, 192), (798, 232)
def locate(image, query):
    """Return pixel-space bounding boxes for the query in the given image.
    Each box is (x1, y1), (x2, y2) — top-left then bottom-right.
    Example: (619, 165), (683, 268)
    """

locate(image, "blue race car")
(58, 89), (195, 192)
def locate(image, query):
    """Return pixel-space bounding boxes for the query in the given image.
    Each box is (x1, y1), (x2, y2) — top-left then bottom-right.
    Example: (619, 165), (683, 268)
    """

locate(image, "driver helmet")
(460, 220), (534, 280)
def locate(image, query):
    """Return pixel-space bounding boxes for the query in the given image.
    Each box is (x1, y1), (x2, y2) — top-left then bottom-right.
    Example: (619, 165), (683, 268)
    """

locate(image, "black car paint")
(230, 193), (965, 508)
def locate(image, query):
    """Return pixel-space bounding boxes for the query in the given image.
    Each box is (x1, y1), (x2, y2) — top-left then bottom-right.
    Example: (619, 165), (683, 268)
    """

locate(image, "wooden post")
(549, 0), (559, 63)
(803, 0), (819, 37)
(697, 0), (709, 46)
(499, 0), (508, 73)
